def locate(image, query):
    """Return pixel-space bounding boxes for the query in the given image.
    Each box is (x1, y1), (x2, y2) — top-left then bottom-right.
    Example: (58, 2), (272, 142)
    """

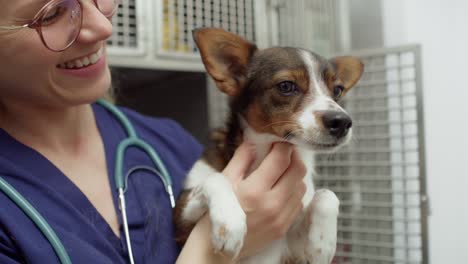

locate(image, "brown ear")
(330, 56), (364, 90)
(193, 28), (257, 96)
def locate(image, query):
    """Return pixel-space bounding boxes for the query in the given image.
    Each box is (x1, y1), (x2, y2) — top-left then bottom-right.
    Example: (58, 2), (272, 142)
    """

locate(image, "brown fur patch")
(218, 225), (227, 239)
(324, 56), (364, 99)
(193, 28), (258, 97)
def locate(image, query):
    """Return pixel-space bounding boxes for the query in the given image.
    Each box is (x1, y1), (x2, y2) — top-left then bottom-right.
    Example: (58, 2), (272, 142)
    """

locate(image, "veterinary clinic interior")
(1, 0), (465, 263)
(109, 1), (467, 263)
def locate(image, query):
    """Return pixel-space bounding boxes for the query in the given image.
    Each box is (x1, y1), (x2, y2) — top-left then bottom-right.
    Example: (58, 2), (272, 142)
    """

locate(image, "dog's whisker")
(260, 120), (298, 131)
(350, 135), (359, 145)
(282, 129), (305, 142)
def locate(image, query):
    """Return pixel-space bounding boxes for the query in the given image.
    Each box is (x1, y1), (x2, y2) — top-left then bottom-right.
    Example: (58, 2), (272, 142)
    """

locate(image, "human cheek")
(1, 30), (60, 67)
(0, 34), (60, 97)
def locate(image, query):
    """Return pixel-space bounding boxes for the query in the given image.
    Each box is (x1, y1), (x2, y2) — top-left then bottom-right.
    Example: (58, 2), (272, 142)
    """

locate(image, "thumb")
(222, 141), (255, 183)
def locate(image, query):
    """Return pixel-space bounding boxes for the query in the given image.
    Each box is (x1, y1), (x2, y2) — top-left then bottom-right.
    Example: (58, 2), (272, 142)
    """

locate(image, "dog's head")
(194, 28), (364, 152)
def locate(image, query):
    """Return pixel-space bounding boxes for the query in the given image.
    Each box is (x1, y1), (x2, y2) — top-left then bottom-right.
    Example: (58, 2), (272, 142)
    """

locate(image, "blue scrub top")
(0, 103), (203, 263)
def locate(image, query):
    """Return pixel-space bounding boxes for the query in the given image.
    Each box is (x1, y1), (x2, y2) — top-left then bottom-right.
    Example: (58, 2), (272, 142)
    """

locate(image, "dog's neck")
(241, 119), (283, 174)
(221, 114), (315, 196)
(241, 119), (317, 203)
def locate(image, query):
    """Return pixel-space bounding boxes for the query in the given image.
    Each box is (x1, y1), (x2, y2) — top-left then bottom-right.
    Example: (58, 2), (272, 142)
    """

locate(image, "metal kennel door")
(315, 45), (429, 264)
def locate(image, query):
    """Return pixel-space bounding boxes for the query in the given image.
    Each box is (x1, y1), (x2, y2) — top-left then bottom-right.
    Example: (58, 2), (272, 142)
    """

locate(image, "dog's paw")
(311, 189), (340, 217)
(307, 236), (336, 264)
(306, 189), (339, 264)
(210, 199), (247, 258)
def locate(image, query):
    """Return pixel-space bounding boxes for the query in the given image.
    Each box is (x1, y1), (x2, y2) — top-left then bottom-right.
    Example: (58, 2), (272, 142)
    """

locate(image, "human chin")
(51, 66), (112, 105)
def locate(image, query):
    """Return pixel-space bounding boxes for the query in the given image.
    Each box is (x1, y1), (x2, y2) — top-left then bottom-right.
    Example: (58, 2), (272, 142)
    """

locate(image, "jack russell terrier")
(173, 28), (364, 264)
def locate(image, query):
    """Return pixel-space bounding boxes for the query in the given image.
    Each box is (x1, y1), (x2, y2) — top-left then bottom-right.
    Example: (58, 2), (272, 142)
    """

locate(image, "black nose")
(322, 111), (352, 138)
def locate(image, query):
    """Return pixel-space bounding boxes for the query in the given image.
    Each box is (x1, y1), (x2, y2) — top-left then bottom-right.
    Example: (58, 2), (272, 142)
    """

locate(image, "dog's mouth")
(309, 141), (340, 148)
(284, 131), (349, 152)
(302, 139), (343, 151)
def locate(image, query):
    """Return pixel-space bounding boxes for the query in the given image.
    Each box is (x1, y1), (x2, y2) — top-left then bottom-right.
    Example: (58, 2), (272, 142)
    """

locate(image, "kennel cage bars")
(314, 45), (428, 264)
(107, 0), (264, 71)
(106, 0), (340, 71)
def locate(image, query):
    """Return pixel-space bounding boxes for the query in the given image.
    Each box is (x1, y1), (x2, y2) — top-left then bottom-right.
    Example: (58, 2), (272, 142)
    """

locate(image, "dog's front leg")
(305, 189), (340, 264)
(201, 172), (247, 258)
(179, 160), (247, 258)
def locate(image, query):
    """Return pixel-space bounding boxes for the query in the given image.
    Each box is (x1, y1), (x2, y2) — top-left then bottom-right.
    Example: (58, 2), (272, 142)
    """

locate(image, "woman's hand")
(222, 142), (307, 258)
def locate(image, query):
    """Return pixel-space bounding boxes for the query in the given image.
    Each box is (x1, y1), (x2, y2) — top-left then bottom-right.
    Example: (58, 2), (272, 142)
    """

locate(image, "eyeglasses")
(0, 0), (121, 52)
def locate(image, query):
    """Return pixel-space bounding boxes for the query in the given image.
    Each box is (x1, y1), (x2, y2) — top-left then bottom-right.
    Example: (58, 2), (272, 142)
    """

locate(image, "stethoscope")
(0, 99), (175, 264)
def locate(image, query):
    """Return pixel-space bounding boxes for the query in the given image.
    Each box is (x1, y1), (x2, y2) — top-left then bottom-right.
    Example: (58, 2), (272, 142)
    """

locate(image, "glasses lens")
(97, 0), (122, 18)
(40, 0), (81, 52)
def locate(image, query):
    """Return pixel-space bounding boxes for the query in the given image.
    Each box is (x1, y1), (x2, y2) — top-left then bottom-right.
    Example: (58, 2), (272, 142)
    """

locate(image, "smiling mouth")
(57, 47), (104, 70)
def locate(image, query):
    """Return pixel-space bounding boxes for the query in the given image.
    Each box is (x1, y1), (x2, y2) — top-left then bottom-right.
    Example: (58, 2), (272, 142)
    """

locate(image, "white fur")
(204, 173), (247, 256)
(295, 50), (353, 150)
(181, 160), (216, 222)
(298, 49), (349, 131)
(307, 189), (340, 264)
(183, 166), (247, 256)
(184, 160), (216, 189)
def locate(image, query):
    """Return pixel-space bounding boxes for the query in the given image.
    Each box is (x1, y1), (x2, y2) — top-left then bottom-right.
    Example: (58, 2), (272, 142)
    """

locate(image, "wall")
(348, 0), (384, 49)
(381, 0), (468, 263)
(112, 68), (210, 145)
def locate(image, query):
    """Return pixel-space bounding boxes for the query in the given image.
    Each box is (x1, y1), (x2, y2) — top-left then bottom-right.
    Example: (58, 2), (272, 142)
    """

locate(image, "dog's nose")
(322, 111), (352, 138)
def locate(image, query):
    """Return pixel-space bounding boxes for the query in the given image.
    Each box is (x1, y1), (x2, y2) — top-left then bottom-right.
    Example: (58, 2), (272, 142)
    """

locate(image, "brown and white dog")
(173, 28), (363, 264)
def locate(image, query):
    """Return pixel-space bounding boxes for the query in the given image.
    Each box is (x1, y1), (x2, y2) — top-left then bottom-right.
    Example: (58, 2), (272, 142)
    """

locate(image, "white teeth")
(75, 60), (83, 68)
(58, 48), (103, 69)
(90, 53), (99, 64)
(82, 57), (90, 66)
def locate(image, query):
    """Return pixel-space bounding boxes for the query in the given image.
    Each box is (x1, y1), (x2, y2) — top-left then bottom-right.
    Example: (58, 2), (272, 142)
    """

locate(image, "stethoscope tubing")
(0, 177), (72, 264)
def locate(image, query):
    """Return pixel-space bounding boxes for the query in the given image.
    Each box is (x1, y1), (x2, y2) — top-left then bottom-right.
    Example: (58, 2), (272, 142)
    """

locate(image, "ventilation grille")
(107, 0), (138, 48)
(316, 46), (427, 264)
(160, 0), (256, 55)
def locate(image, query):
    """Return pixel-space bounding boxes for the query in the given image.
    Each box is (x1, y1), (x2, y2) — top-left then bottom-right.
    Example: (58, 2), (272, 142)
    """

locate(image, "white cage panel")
(159, 0), (256, 56)
(315, 46), (427, 264)
(107, 0), (144, 54)
(108, 0), (262, 71)
(271, 0), (337, 56)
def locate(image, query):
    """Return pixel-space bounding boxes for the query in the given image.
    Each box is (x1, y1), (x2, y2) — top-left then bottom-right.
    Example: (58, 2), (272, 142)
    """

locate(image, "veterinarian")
(0, 0), (307, 263)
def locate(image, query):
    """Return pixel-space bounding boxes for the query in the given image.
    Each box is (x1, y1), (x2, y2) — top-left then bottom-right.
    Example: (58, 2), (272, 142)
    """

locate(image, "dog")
(173, 28), (364, 264)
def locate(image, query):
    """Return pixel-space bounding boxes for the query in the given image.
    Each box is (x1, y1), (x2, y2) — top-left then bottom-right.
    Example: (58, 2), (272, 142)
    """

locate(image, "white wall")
(381, 1), (468, 263)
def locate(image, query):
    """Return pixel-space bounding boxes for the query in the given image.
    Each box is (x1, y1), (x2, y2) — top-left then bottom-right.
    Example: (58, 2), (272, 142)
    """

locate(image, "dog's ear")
(329, 56), (364, 91)
(193, 28), (257, 97)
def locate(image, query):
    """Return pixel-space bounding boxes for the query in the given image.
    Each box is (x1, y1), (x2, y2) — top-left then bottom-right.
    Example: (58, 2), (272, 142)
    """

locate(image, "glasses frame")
(0, 0), (121, 52)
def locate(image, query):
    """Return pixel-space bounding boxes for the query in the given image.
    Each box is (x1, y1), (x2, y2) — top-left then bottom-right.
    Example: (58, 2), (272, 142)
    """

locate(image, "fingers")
(270, 182), (306, 239)
(247, 143), (293, 189)
(223, 141), (255, 183)
(271, 150), (307, 200)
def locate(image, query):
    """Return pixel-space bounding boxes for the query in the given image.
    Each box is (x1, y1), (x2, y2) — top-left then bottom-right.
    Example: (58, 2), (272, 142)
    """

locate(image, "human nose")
(76, 0), (113, 44)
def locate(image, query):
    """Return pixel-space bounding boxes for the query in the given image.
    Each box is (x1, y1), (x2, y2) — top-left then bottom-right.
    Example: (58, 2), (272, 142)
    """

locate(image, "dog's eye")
(277, 81), (299, 96)
(333, 85), (344, 98)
